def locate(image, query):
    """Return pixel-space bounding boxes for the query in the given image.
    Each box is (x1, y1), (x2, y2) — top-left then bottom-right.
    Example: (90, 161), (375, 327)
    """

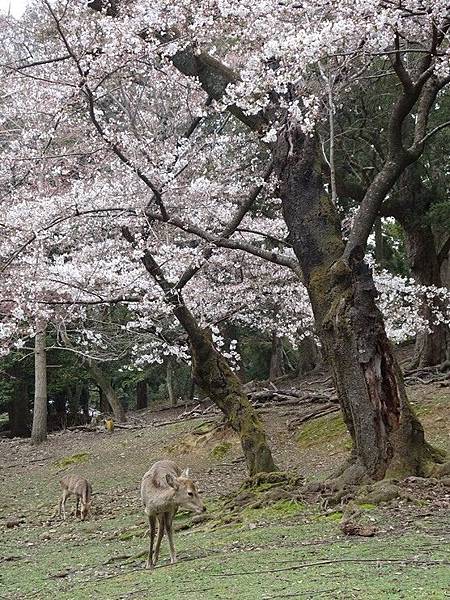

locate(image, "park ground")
(1, 365), (449, 599)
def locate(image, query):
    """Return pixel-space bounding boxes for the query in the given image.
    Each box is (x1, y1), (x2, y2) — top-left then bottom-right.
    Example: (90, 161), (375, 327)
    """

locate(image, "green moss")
(316, 511), (343, 521)
(242, 498), (305, 520)
(296, 413), (350, 449)
(358, 503), (377, 510)
(210, 441), (233, 459)
(54, 452), (90, 469)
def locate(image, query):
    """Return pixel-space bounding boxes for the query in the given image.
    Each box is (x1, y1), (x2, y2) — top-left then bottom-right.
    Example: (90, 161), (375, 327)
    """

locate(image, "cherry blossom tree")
(1, 0), (450, 480)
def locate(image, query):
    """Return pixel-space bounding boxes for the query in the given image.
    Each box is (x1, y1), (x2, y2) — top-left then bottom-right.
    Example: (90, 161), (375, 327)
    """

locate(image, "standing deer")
(141, 460), (205, 569)
(59, 474), (92, 521)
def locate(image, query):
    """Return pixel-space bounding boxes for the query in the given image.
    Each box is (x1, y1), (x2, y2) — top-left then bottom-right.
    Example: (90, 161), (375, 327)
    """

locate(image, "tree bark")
(269, 331), (285, 380)
(384, 166), (450, 367)
(87, 361), (126, 422)
(296, 335), (320, 375)
(9, 373), (30, 437)
(406, 225), (449, 367)
(136, 379), (148, 409)
(275, 131), (438, 482)
(80, 384), (90, 420)
(374, 218), (384, 267)
(31, 319), (48, 444)
(166, 358), (176, 406)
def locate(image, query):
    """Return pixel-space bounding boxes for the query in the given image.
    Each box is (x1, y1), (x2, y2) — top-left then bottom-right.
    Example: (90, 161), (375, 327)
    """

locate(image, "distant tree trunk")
(67, 384), (82, 424)
(269, 331), (285, 380)
(384, 166), (450, 367)
(136, 380), (148, 409)
(296, 335), (320, 375)
(31, 319), (48, 445)
(187, 366), (196, 404)
(98, 385), (108, 412)
(166, 358), (176, 406)
(9, 373), (30, 437)
(87, 361), (126, 422)
(374, 217), (384, 267)
(276, 131), (437, 482)
(80, 385), (90, 421)
(53, 392), (67, 430)
(405, 224), (449, 367)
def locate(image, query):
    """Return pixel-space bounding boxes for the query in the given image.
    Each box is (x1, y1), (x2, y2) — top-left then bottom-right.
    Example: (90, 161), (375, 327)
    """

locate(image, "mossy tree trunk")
(172, 304), (277, 476)
(276, 131), (437, 482)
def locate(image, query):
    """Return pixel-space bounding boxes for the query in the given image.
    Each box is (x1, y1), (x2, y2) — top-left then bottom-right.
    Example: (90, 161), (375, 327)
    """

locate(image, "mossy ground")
(1, 385), (449, 599)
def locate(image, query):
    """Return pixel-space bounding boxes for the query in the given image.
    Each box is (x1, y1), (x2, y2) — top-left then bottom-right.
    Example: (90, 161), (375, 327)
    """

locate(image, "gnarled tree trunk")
(31, 319), (48, 445)
(276, 131), (438, 482)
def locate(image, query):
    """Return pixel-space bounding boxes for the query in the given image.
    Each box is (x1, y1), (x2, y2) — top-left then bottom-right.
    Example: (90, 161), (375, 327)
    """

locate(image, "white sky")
(0, 0), (29, 17)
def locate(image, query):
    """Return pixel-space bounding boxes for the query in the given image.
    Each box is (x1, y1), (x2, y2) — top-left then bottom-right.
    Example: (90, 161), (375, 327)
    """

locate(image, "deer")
(140, 460), (205, 569)
(59, 474), (92, 521)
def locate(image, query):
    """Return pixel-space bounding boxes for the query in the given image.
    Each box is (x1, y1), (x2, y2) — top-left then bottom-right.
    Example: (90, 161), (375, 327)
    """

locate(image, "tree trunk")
(80, 385), (90, 421)
(374, 217), (384, 267)
(275, 131), (438, 482)
(87, 361), (126, 422)
(187, 366), (196, 404)
(173, 305), (277, 475)
(166, 358), (176, 406)
(136, 379), (148, 409)
(9, 374), (30, 437)
(269, 331), (285, 380)
(31, 319), (48, 444)
(406, 225), (449, 367)
(385, 166), (450, 367)
(296, 335), (320, 375)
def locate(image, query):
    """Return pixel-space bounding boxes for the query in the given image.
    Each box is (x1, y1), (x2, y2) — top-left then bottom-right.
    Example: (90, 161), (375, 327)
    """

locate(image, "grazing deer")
(59, 474), (92, 521)
(141, 460), (205, 569)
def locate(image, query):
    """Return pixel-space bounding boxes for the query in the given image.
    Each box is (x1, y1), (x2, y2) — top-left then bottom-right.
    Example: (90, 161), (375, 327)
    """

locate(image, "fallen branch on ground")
(212, 557), (450, 577)
(288, 404), (340, 430)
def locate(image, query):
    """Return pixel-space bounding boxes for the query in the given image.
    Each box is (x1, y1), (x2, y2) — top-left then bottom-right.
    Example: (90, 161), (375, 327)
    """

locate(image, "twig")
(212, 557), (450, 577)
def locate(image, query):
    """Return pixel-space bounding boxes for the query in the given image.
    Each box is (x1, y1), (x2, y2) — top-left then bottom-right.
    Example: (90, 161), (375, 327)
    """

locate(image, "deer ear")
(166, 473), (178, 489)
(181, 467), (190, 478)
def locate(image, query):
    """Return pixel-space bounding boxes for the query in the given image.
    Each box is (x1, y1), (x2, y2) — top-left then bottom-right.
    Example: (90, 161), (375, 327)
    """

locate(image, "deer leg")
(153, 514), (165, 565)
(75, 497), (80, 518)
(59, 490), (69, 520)
(145, 515), (156, 569)
(165, 513), (177, 564)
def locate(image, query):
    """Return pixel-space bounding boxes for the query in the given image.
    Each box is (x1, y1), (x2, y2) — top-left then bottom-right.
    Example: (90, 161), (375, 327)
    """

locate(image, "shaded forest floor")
(1, 364), (449, 599)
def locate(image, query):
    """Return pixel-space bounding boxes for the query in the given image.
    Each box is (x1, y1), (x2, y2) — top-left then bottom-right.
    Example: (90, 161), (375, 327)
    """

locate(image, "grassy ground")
(1, 381), (449, 599)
